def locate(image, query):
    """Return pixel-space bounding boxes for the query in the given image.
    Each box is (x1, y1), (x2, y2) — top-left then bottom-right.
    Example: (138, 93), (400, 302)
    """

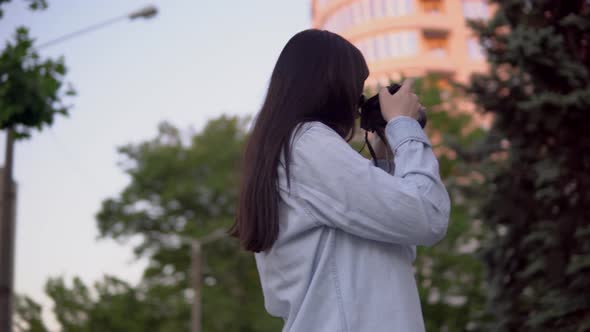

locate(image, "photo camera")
(358, 83), (427, 167)
(359, 83), (427, 133)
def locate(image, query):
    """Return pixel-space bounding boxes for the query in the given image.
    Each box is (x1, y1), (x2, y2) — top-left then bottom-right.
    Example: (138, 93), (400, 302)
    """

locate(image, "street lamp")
(37, 5), (158, 49)
(129, 5), (158, 20)
(0, 5), (158, 332)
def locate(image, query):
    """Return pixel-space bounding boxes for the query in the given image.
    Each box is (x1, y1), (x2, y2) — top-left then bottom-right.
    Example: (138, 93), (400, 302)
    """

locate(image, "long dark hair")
(229, 29), (369, 252)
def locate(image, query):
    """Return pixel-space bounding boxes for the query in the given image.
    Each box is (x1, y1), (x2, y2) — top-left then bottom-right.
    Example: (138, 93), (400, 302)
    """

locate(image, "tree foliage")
(17, 275), (186, 332)
(468, 1), (590, 331)
(0, 0), (47, 18)
(14, 295), (48, 332)
(0, 0), (74, 139)
(95, 116), (283, 331)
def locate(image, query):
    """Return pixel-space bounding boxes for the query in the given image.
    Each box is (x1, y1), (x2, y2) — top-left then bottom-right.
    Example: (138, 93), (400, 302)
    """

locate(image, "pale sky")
(0, 0), (311, 326)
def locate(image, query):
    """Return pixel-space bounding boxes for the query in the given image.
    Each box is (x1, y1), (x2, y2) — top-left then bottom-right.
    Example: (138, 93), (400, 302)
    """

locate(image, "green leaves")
(14, 295), (49, 332)
(0, 0), (48, 18)
(26, 0), (48, 11)
(94, 115), (282, 331)
(42, 275), (178, 332)
(468, 0), (590, 330)
(0, 25), (75, 139)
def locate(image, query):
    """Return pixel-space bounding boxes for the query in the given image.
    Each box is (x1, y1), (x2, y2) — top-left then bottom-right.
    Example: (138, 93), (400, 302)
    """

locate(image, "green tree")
(45, 276), (161, 332)
(468, 1), (590, 330)
(16, 276), (181, 332)
(0, 0), (74, 139)
(95, 116), (283, 331)
(14, 295), (48, 332)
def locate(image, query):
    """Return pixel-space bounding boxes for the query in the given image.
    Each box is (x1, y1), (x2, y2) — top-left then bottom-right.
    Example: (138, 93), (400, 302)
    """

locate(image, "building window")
(381, 0), (414, 17)
(421, 0), (443, 14)
(398, 0), (415, 16)
(378, 35), (390, 59)
(361, 0), (371, 20)
(429, 47), (446, 57)
(398, 31), (417, 56)
(462, 0), (488, 19)
(381, 0), (388, 16)
(352, 2), (362, 24)
(424, 33), (448, 57)
(383, 34), (391, 57)
(358, 31), (418, 61)
(361, 41), (369, 58)
(373, 38), (381, 59)
(371, 0), (392, 18)
(368, 37), (375, 60)
(346, 7), (354, 29)
(388, 34), (399, 57)
(467, 38), (484, 59)
(369, 0), (377, 18)
(324, 0), (417, 32)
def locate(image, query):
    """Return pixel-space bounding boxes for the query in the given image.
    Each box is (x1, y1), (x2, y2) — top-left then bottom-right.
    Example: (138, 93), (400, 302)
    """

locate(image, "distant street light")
(129, 5), (158, 20)
(0, 5), (158, 332)
(37, 5), (158, 49)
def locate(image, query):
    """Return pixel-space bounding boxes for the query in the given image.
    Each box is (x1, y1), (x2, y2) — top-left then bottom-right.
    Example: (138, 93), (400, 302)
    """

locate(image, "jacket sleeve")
(290, 117), (450, 246)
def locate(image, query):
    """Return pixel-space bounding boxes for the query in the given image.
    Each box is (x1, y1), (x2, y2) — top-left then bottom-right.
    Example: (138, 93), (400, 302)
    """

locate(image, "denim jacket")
(254, 116), (451, 332)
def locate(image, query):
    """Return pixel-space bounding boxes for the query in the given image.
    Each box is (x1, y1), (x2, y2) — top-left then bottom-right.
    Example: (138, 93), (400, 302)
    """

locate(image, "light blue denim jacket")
(254, 116), (450, 332)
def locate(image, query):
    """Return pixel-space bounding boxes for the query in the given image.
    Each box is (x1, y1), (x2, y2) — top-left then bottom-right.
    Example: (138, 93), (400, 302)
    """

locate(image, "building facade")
(311, 0), (491, 87)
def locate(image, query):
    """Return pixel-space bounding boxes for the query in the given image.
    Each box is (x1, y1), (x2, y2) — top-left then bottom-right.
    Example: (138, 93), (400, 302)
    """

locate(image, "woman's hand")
(378, 78), (421, 122)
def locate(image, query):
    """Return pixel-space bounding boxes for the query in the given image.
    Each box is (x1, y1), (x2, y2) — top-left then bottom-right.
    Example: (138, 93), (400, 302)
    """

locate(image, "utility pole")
(0, 129), (15, 332)
(0, 6), (158, 331)
(186, 229), (226, 332)
(191, 239), (202, 332)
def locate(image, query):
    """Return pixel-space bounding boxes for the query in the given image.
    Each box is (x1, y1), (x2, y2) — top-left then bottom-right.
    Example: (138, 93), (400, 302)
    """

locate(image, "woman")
(229, 29), (450, 332)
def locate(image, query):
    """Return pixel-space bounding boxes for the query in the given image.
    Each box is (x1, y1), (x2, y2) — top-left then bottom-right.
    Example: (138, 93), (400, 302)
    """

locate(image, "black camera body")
(359, 83), (427, 133)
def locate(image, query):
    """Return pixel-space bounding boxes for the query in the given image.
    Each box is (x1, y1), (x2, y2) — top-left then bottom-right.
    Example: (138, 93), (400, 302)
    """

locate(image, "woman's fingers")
(378, 78), (421, 121)
(400, 78), (415, 93)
